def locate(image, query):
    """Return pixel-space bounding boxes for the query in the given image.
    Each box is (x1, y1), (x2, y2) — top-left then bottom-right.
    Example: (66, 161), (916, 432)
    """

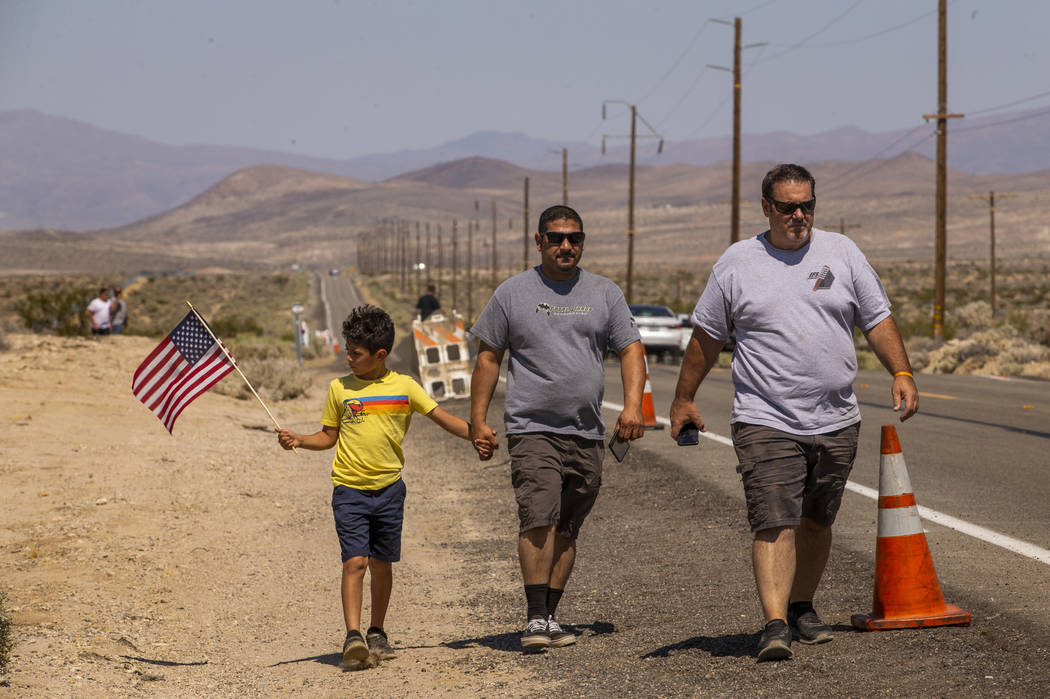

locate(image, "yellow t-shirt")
(320, 370), (438, 490)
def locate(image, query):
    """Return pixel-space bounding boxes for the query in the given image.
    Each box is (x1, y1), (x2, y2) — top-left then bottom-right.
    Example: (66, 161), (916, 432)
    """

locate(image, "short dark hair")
(342, 304), (395, 353)
(99, 287), (108, 295)
(761, 163), (816, 201)
(538, 205), (583, 235)
(427, 284), (436, 293)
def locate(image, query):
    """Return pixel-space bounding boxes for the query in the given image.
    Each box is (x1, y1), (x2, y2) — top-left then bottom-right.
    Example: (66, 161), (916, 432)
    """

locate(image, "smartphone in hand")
(676, 421), (700, 446)
(608, 429), (630, 462)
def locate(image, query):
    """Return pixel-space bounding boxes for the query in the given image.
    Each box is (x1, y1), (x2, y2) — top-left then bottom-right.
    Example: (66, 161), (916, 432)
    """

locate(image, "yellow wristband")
(893, 371), (913, 379)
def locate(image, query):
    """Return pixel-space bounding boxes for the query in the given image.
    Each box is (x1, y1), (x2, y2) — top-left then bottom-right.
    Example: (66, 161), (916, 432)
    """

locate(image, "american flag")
(132, 311), (235, 433)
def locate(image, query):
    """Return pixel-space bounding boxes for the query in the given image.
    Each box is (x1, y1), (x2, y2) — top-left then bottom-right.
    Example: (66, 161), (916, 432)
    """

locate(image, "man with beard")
(670, 164), (919, 661)
(469, 204), (646, 651)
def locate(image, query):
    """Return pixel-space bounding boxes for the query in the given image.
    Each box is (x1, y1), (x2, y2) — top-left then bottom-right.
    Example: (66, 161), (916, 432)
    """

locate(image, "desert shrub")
(213, 341), (310, 401)
(925, 328), (1016, 374)
(0, 590), (12, 677)
(13, 286), (93, 335)
(1016, 308), (1050, 347)
(210, 315), (264, 338)
(0, 327), (8, 353)
(213, 355), (310, 402)
(952, 301), (993, 330)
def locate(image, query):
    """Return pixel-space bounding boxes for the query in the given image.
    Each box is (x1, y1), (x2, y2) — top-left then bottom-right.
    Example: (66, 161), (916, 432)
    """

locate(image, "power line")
(951, 104), (1050, 134)
(821, 131), (936, 196)
(768, 0), (958, 50)
(962, 89), (1050, 118)
(754, 0), (865, 65)
(636, 21), (711, 105)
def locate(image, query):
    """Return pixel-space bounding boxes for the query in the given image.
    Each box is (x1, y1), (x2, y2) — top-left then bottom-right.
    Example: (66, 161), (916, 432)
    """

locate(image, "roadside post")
(291, 302), (303, 366)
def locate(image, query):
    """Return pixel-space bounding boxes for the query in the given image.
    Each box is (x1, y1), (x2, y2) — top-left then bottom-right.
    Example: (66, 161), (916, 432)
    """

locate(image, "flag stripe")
(153, 348), (230, 427)
(131, 311), (235, 434)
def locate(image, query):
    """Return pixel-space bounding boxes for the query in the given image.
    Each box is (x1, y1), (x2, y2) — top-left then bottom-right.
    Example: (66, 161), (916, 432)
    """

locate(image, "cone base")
(851, 605), (971, 631)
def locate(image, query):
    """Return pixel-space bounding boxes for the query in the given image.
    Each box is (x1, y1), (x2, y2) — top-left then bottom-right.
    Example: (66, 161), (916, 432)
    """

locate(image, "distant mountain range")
(1, 106), (1048, 231)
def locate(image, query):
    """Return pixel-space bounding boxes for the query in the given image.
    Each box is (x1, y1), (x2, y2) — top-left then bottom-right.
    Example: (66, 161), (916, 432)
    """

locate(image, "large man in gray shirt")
(670, 164), (919, 662)
(470, 204), (645, 651)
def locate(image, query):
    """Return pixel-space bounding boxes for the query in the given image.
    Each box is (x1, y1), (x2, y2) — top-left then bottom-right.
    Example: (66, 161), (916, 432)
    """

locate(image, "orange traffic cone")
(640, 346), (664, 430)
(851, 425), (971, 631)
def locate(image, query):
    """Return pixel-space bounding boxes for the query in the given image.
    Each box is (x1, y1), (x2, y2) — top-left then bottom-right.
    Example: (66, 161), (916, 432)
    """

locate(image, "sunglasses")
(767, 197), (816, 215)
(543, 231), (584, 246)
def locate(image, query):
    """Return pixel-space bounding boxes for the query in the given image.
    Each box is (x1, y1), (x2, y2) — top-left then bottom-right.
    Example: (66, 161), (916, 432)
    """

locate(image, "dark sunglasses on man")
(767, 197), (816, 215)
(544, 231), (585, 246)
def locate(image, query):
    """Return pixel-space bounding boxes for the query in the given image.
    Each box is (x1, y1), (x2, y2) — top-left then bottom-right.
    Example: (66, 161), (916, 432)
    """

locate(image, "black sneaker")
(788, 603), (833, 644)
(756, 619), (792, 662)
(342, 629), (369, 665)
(521, 617), (551, 650)
(546, 616), (576, 648)
(366, 626), (396, 660)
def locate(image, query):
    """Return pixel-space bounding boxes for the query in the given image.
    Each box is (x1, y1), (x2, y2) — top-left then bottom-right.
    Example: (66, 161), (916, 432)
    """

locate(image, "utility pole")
(415, 221), (421, 295)
(491, 200), (498, 286)
(923, 0), (963, 340)
(602, 100), (663, 303)
(425, 222), (431, 285)
(839, 218), (862, 237)
(523, 176), (530, 271)
(710, 18), (765, 246)
(398, 219), (406, 288)
(436, 224), (443, 289)
(451, 219), (458, 312)
(970, 191), (1015, 317)
(467, 219), (474, 320)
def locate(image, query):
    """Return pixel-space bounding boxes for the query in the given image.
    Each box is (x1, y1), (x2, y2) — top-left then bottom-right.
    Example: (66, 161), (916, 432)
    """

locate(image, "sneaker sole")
(795, 632), (833, 645)
(548, 634), (576, 648)
(756, 641), (793, 662)
(521, 635), (551, 650)
(342, 644), (370, 664)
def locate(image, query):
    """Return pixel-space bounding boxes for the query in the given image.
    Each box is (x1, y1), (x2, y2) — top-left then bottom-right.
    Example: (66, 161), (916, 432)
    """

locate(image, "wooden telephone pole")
(970, 191), (1015, 317)
(602, 101), (664, 303)
(710, 17), (765, 245)
(924, 0), (963, 339)
(522, 177), (530, 271)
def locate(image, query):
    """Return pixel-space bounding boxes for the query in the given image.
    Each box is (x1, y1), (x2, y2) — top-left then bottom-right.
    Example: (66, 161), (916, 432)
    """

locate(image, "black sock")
(546, 588), (564, 618)
(524, 584), (549, 620)
(788, 601), (814, 617)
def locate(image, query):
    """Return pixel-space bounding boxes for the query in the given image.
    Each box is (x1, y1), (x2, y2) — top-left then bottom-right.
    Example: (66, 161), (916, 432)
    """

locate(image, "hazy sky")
(2, 0), (1048, 159)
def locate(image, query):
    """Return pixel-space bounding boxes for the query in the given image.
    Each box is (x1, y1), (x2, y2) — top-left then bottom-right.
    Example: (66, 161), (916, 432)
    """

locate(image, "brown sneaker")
(342, 629), (369, 665)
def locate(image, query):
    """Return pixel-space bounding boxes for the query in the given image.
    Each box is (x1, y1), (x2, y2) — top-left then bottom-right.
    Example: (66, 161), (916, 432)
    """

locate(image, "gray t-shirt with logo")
(692, 228), (891, 435)
(470, 266), (640, 439)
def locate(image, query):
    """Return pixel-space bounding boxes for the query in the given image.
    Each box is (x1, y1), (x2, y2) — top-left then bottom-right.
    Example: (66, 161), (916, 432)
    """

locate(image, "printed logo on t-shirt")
(535, 301), (593, 316)
(340, 395), (411, 424)
(808, 265), (835, 291)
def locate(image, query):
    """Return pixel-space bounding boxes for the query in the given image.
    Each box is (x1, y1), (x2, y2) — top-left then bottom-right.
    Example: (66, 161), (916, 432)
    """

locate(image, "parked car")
(677, 312), (737, 354)
(629, 304), (685, 363)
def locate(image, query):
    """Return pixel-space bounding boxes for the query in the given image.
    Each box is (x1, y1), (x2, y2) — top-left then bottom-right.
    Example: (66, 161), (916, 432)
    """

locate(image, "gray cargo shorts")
(507, 432), (604, 539)
(731, 422), (860, 533)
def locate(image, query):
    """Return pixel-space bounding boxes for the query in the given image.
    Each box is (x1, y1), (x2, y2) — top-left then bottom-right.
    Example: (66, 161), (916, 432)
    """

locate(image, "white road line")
(603, 399), (1050, 566)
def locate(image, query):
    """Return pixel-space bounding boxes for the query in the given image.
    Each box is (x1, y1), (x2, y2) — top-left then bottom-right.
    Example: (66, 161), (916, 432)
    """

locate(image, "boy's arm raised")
(275, 425), (338, 451)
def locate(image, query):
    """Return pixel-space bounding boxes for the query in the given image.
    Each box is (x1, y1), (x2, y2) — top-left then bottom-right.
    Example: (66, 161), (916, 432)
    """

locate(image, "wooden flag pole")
(186, 301), (295, 451)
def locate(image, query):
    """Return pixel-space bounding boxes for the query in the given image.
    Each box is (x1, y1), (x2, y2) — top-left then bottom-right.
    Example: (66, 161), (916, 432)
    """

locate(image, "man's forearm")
(864, 316), (912, 374)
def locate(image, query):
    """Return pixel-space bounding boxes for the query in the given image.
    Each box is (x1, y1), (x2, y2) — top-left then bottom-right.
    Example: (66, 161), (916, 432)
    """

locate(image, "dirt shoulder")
(2, 333), (1049, 696)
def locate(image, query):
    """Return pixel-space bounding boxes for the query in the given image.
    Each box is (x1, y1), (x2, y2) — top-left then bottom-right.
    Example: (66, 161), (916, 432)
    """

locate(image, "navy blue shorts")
(331, 479), (406, 562)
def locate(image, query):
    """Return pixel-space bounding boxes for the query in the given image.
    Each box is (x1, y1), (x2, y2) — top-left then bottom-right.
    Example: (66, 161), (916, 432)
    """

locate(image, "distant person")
(669, 164), (919, 662)
(110, 286), (128, 334)
(275, 304), (493, 666)
(86, 287), (112, 335)
(415, 285), (440, 321)
(469, 204), (646, 651)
